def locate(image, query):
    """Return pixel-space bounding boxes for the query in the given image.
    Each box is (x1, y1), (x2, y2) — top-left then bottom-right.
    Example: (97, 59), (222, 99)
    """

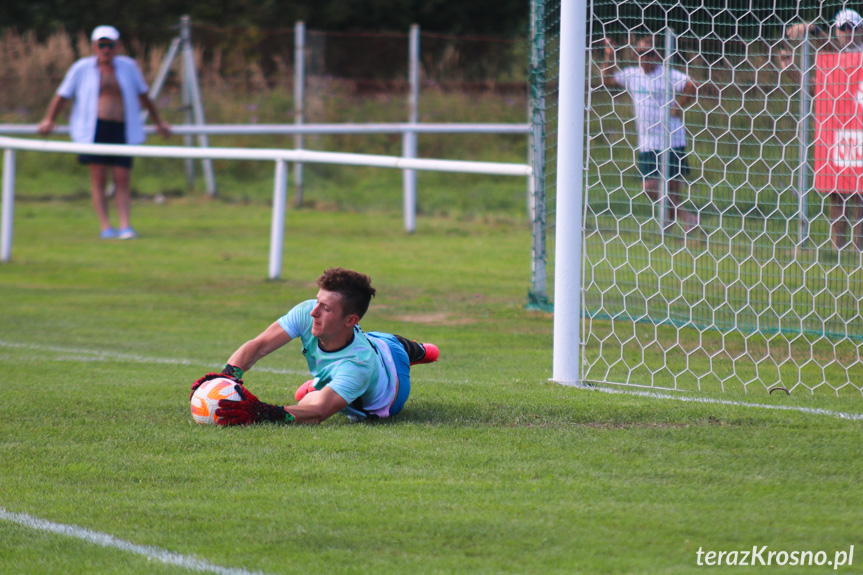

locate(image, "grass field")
(2, 194), (863, 574)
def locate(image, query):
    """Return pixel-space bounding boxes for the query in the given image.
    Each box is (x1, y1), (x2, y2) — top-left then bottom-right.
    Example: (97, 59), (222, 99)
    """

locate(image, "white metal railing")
(0, 122), (531, 235)
(0, 134), (531, 279)
(0, 123), (532, 136)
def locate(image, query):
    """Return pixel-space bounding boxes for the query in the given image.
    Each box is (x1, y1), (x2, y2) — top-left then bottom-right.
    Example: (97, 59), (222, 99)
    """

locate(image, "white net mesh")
(536, 1), (863, 394)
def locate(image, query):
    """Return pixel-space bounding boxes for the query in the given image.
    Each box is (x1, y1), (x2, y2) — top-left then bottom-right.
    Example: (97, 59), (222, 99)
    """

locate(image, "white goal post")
(549, 1), (863, 395)
(551, 0), (586, 386)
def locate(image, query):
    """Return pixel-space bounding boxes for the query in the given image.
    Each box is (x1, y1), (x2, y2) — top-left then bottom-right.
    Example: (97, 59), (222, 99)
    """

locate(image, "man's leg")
(643, 177), (660, 203)
(643, 178), (663, 225)
(112, 165), (134, 234)
(669, 179), (698, 231)
(638, 150), (660, 213)
(830, 193), (848, 249)
(668, 179), (682, 223)
(850, 194), (863, 251)
(89, 164), (113, 233)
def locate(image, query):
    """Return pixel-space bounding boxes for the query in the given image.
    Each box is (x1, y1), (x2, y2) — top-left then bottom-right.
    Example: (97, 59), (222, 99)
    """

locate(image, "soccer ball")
(190, 378), (241, 425)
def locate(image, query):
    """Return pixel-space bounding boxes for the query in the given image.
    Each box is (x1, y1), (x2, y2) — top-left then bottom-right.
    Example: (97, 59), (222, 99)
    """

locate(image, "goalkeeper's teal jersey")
(277, 299), (398, 418)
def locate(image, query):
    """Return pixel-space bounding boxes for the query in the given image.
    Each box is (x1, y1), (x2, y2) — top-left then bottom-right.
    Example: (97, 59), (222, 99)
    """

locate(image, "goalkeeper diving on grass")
(191, 267), (439, 425)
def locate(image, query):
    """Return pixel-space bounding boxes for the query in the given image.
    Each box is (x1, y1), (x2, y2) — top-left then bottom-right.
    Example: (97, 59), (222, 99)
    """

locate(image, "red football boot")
(410, 343), (439, 366)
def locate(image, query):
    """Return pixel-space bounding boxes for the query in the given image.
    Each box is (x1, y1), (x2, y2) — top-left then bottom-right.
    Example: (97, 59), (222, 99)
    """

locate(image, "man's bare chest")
(99, 67), (121, 96)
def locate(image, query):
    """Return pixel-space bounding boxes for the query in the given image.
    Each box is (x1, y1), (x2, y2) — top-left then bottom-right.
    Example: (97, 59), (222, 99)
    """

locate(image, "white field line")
(0, 508), (271, 575)
(0, 339), (307, 376)
(2, 339), (861, 420)
(583, 384), (863, 421)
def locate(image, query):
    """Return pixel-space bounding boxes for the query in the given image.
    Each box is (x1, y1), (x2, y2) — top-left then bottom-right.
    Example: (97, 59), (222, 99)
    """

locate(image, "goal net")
(533, 1), (863, 395)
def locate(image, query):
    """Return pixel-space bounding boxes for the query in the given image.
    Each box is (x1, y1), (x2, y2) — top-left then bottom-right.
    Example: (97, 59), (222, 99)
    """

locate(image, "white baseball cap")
(835, 9), (863, 29)
(91, 25), (120, 42)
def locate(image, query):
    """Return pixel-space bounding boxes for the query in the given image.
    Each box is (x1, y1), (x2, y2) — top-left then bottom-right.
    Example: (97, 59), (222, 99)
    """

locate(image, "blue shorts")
(79, 120), (133, 168)
(367, 332), (411, 416)
(638, 147), (688, 180)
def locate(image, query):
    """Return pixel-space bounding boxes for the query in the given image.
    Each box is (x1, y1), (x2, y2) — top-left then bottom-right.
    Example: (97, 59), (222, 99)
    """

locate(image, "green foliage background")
(2, 0), (529, 40)
(3, 0), (847, 47)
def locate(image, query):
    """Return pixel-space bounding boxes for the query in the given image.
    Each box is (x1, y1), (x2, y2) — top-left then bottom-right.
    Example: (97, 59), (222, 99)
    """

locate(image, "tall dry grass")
(0, 29), (296, 123)
(1, 29), (78, 118)
(0, 29), (527, 128)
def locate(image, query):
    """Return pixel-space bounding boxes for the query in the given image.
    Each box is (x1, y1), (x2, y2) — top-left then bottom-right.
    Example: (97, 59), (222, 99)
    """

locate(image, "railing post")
(269, 159), (289, 280)
(1, 148), (15, 263)
(403, 24), (420, 233)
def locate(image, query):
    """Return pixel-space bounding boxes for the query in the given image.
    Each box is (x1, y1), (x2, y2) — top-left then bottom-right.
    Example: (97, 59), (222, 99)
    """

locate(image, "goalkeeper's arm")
(225, 321), (293, 374)
(216, 384), (348, 426)
(286, 386), (349, 425)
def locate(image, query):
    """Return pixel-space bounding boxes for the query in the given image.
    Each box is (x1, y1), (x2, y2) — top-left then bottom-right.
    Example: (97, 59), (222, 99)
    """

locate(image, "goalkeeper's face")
(310, 289), (358, 342)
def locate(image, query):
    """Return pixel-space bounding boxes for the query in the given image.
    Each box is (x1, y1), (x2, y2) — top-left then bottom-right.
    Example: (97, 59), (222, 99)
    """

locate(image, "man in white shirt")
(39, 25), (171, 240)
(783, 9), (863, 250)
(601, 35), (698, 231)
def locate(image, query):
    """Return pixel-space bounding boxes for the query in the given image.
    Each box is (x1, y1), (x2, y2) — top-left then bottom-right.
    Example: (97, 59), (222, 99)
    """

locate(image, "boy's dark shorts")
(78, 119), (133, 169)
(638, 147), (689, 180)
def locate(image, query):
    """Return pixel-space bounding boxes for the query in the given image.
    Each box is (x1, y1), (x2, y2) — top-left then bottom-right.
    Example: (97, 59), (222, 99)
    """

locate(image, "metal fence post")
(403, 24), (420, 233)
(294, 21), (306, 206)
(528, 0), (549, 309)
(797, 33), (812, 246)
(180, 15), (217, 196)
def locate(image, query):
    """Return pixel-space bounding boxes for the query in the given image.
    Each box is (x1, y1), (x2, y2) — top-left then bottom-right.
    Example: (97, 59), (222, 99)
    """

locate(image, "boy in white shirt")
(601, 35), (698, 231)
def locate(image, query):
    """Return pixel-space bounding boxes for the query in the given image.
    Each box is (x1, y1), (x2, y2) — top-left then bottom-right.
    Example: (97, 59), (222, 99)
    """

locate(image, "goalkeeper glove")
(190, 364), (245, 400)
(215, 384), (296, 426)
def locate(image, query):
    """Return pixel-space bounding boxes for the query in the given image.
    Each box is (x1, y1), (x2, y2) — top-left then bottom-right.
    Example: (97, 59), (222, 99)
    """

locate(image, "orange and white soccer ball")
(190, 378), (242, 425)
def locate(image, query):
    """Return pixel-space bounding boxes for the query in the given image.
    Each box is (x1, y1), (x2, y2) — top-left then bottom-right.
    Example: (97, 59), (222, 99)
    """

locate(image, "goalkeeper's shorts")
(368, 332), (411, 416)
(340, 332), (412, 423)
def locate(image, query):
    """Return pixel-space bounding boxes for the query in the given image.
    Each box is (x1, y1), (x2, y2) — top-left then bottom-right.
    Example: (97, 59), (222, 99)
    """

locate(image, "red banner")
(814, 52), (863, 194)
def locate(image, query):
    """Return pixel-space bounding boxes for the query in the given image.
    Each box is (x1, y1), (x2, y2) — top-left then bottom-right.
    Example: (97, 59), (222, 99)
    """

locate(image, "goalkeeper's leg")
(392, 335), (439, 366)
(366, 332), (439, 416)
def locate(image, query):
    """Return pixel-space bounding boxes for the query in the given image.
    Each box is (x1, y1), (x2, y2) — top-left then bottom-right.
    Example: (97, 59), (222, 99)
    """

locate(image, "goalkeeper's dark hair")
(317, 267), (376, 319)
